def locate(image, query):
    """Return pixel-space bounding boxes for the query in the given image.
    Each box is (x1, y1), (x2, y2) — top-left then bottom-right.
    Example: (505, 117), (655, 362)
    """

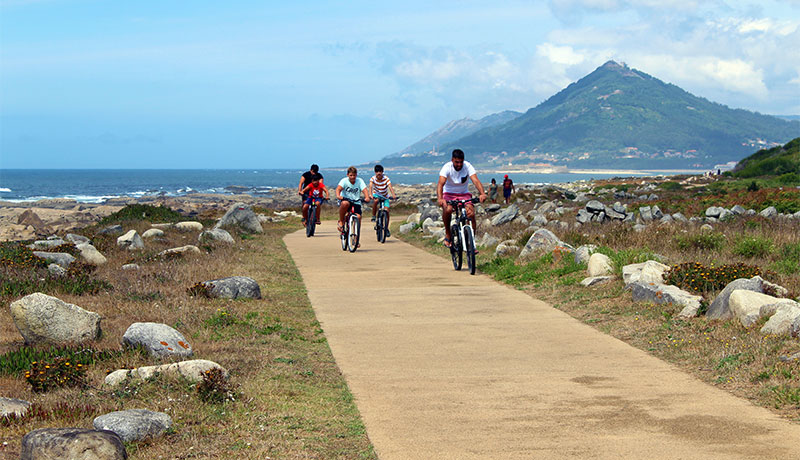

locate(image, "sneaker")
(385, 229), (391, 238)
(370, 216), (376, 222)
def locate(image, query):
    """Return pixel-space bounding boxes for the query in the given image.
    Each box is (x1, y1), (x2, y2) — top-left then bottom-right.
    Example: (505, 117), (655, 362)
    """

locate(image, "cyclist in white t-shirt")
(436, 149), (487, 247)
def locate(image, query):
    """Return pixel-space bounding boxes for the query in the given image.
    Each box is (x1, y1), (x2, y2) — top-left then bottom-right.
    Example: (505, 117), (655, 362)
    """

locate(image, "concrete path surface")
(285, 226), (800, 459)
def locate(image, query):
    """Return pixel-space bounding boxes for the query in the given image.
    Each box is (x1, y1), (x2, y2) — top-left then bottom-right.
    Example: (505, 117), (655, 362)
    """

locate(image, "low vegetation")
(0, 208), (375, 459)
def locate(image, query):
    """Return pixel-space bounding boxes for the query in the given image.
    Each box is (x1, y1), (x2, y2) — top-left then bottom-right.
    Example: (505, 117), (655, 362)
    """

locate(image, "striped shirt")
(370, 174), (391, 197)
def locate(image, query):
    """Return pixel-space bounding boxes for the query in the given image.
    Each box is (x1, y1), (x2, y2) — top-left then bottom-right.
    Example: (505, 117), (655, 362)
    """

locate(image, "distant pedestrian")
(489, 178), (498, 203)
(502, 174), (515, 204)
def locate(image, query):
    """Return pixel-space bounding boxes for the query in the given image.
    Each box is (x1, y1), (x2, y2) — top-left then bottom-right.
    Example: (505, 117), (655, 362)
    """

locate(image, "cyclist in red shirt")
(299, 174), (329, 225)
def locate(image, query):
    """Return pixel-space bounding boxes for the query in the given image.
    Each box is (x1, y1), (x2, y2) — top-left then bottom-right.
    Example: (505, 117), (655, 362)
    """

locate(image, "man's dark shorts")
(503, 188), (512, 198)
(341, 199), (362, 215)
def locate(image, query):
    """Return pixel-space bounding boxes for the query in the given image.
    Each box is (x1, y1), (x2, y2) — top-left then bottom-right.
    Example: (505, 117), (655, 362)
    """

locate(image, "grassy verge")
(395, 217), (800, 422)
(1, 217), (375, 459)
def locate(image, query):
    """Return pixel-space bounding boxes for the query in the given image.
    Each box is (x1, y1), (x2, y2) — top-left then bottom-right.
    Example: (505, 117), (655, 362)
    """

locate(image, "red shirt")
(307, 182), (325, 198)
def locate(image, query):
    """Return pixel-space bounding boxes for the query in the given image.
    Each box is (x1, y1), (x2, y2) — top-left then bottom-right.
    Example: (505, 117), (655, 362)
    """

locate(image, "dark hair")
(451, 149), (464, 160)
(374, 164), (384, 173)
(347, 166), (357, 175)
(310, 164), (319, 173)
(311, 173), (322, 181)
(491, 178), (496, 184)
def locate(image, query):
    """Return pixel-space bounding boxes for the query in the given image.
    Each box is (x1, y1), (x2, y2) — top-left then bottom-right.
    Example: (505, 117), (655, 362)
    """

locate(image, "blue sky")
(1, 0), (799, 169)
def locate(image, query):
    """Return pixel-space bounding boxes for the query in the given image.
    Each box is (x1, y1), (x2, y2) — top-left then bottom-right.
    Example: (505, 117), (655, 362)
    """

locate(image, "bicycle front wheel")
(348, 214), (360, 252)
(306, 205), (316, 237)
(450, 224), (462, 270)
(340, 219), (348, 251)
(376, 210), (386, 243)
(464, 225), (476, 275)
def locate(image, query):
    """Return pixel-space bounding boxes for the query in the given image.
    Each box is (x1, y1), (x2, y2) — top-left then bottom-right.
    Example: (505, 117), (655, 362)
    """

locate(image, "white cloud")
(395, 57), (463, 81)
(633, 55), (768, 97)
(537, 43), (586, 65)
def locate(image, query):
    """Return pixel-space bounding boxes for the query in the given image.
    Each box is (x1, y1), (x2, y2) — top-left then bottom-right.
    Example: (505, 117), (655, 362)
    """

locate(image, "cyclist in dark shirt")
(299, 164), (323, 204)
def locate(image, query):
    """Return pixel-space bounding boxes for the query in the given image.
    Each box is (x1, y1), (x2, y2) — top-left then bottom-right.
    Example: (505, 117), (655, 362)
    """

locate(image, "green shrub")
(771, 242), (800, 275)
(25, 357), (88, 393)
(595, 246), (660, 275)
(673, 232), (726, 251)
(732, 236), (773, 258)
(777, 172), (800, 184)
(664, 262), (764, 294)
(659, 181), (683, 191)
(197, 367), (236, 403)
(0, 346), (122, 377)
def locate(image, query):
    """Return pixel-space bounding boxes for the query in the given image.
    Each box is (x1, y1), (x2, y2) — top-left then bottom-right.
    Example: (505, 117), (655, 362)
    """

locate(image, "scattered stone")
(76, 242), (107, 265)
(105, 359), (227, 386)
(201, 276), (261, 299)
(93, 409), (173, 443)
(639, 206), (653, 222)
(705, 206), (724, 218)
(651, 205), (663, 220)
(576, 209), (592, 224)
(117, 230), (144, 250)
(495, 241), (519, 257)
(122, 322), (193, 358)
(157, 245), (202, 257)
(421, 217), (437, 231)
(10, 293), (101, 345)
(581, 276), (614, 287)
(121, 263), (140, 271)
(27, 238), (66, 249)
(587, 253), (613, 277)
(175, 221), (203, 232)
(491, 204), (519, 226)
(707, 276), (765, 320)
(760, 302), (800, 336)
(216, 202), (263, 234)
(21, 428), (127, 460)
(0, 397), (31, 418)
(672, 213), (688, 223)
(629, 282), (703, 317)
(585, 200), (605, 213)
(633, 223), (646, 232)
(519, 229), (570, 260)
(574, 244), (597, 265)
(98, 224), (124, 236)
(538, 202), (557, 214)
(485, 203), (502, 213)
(622, 260), (669, 286)
(48, 263), (67, 276)
(142, 228), (165, 238)
(65, 233), (91, 245)
(730, 205), (746, 215)
(729, 290), (781, 328)
(398, 222), (415, 234)
(32, 251), (76, 268)
(198, 228), (235, 244)
(478, 233), (500, 248)
(759, 206), (777, 218)
(17, 210), (47, 230)
(700, 224), (714, 232)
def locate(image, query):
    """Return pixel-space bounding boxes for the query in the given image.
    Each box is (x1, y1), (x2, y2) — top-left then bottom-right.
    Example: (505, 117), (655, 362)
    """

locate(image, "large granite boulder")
(199, 228), (234, 244)
(491, 204), (519, 226)
(587, 253), (613, 277)
(117, 230), (144, 250)
(201, 276), (261, 299)
(760, 302), (800, 336)
(622, 261), (669, 286)
(142, 228), (165, 238)
(32, 251), (75, 268)
(215, 202), (263, 233)
(759, 206), (777, 218)
(175, 221), (203, 232)
(519, 229), (571, 260)
(573, 244), (597, 265)
(10, 293), (101, 345)
(122, 322), (193, 358)
(706, 276), (765, 320)
(105, 359), (227, 386)
(629, 282), (703, 318)
(93, 409), (173, 443)
(21, 428), (127, 460)
(76, 242), (107, 265)
(157, 245), (202, 257)
(729, 290), (782, 327)
(28, 238), (66, 250)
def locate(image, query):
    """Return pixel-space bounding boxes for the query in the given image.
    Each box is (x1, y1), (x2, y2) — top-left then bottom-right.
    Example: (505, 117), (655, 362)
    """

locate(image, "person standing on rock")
(437, 149), (486, 248)
(502, 174), (515, 204)
(489, 178), (498, 203)
(299, 164), (323, 206)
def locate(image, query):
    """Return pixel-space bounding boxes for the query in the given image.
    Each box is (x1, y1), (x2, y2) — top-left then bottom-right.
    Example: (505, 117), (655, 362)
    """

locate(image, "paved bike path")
(285, 226), (800, 459)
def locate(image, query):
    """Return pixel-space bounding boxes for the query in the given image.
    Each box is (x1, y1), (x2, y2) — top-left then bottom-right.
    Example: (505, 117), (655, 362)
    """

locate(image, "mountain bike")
(374, 196), (394, 243)
(339, 199), (361, 253)
(305, 198), (326, 237)
(447, 198), (480, 275)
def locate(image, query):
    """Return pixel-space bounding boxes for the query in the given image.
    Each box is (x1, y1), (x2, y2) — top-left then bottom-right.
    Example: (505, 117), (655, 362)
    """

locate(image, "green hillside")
(733, 137), (800, 178)
(384, 61), (799, 169)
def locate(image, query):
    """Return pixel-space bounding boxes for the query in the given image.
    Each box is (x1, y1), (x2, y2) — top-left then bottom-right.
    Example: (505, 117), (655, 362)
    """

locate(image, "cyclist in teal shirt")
(336, 166), (371, 233)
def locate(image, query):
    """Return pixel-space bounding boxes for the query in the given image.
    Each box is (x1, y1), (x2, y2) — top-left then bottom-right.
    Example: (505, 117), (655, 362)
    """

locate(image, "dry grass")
(1, 218), (375, 459)
(395, 186), (800, 422)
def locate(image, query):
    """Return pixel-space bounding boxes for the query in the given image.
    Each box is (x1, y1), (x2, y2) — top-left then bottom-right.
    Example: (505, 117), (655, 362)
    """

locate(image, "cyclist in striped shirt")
(369, 164), (397, 230)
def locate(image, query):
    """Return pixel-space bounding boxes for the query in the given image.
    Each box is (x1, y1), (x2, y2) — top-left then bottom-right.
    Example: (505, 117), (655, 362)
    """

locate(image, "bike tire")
(464, 225), (476, 275)
(340, 218), (348, 251)
(376, 210), (386, 243)
(306, 205), (316, 237)
(348, 214), (360, 252)
(450, 224), (462, 270)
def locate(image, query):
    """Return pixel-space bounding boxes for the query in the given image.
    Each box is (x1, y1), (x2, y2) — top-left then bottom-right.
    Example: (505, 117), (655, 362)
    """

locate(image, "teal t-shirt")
(338, 177), (367, 201)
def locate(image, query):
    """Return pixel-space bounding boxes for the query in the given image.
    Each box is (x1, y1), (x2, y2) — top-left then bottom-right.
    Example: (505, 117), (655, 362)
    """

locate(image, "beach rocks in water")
(215, 202), (263, 234)
(93, 409), (173, 443)
(201, 276), (261, 299)
(117, 230), (144, 250)
(10, 293), (101, 345)
(21, 428), (127, 460)
(122, 322), (193, 358)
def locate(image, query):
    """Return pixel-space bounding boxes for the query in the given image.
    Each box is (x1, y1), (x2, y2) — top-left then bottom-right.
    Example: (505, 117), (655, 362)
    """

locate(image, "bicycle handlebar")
(446, 198), (480, 206)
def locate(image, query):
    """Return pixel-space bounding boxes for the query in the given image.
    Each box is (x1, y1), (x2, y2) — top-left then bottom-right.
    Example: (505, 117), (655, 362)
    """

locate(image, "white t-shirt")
(439, 161), (476, 194)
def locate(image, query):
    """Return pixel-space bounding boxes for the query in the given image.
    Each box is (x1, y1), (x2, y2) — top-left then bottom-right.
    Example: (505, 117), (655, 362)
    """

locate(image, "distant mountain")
(381, 61), (800, 169)
(732, 137), (800, 178)
(386, 110), (521, 160)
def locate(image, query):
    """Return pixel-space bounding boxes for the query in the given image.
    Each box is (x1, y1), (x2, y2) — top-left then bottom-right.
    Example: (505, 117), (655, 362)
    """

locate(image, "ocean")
(0, 169), (645, 203)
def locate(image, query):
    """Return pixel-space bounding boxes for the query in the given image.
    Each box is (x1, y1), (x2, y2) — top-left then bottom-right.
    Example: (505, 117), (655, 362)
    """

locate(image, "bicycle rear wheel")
(450, 224), (462, 270)
(376, 210), (386, 243)
(464, 225), (476, 275)
(306, 205), (316, 237)
(340, 217), (348, 251)
(348, 214), (360, 252)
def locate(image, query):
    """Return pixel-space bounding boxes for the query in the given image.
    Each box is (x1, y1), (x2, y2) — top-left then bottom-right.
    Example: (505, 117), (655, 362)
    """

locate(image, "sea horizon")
(0, 167), (670, 204)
